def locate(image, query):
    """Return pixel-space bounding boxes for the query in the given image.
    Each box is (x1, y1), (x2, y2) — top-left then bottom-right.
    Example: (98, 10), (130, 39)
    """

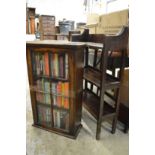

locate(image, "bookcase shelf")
(33, 75), (69, 82)
(27, 40), (85, 139)
(37, 102), (51, 107)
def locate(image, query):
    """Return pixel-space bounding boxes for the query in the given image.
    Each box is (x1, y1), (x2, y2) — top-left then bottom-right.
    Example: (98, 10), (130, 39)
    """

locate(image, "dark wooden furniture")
(39, 15), (56, 40)
(26, 40), (85, 139)
(71, 29), (129, 77)
(56, 31), (81, 41)
(56, 34), (69, 40)
(71, 27), (129, 140)
(119, 103), (129, 133)
(26, 7), (36, 34)
(118, 68), (129, 133)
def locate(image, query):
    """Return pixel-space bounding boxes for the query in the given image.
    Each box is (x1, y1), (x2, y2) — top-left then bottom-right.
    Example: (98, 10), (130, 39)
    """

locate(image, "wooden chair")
(71, 29), (129, 77)
(71, 27), (129, 140)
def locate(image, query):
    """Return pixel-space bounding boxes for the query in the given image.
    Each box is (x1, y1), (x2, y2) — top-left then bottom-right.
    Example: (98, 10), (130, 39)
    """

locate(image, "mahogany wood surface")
(26, 41), (84, 139)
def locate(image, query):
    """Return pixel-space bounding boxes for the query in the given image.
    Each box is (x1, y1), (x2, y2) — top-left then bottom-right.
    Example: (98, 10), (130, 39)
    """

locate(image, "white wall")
(106, 0), (129, 13)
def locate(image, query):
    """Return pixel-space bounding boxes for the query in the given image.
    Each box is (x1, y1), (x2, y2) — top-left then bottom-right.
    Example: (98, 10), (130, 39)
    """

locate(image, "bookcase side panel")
(67, 51), (76, 134)
(26, 47), (38, 125)
(74, 48), (84, 128)
(68, 47), (84, 134)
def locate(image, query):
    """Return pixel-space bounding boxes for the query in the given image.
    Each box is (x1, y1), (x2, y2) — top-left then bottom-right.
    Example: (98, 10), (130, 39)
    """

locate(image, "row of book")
(53, 109), (69, 130)
(32, 52), (68, 79)
(37, 104), (52, 127)
(33, 52), (49, 76)
(35, 79), (69, 109)
(50, 53), (68, 79)
(51, 82), (69, 109)
(36, 79), (51, 105)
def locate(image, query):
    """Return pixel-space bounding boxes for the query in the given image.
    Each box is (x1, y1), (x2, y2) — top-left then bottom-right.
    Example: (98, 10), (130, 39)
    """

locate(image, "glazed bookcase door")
(27, 42), (84, 139)
(30, 48), (71, 133)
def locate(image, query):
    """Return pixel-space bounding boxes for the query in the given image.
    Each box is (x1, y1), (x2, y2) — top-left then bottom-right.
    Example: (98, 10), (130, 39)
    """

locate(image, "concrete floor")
(26, 86), (129, 155)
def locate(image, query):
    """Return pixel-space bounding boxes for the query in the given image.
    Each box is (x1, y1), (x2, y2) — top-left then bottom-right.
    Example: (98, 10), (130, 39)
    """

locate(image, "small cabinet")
(26, 40), (85, 139)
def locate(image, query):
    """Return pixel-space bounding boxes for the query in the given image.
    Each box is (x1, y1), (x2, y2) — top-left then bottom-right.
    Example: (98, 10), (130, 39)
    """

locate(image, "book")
(50, 53), (68, 79)
(44, 80), (50, 93)
(45, 107), (52, 127)
(32, 52), (36, 74)
(40, 54), (44, 75)
(52, 54), (56, 77)
(56, 82), (62, 107)
(44, 80), (51, 104)
(64, 82), (69, 109)
(57, 110), (60, 128)
(44, 52), (49, 76)
(61, 83), (65, 107)
(65, 54), (69, 79)
(55, 54), (59, 77)
(36, 79), (41, 91)
(65, 113), (69, 130)
(53, 109), (57, 127)
(37, 105), (42, 124)
(51, 82), (57, 105)
(41, 78), (45, 91)
(51, 82), (57, 94)
(60, 111), (65, 128)
(42, 54), (45, 75)
(50, 53), (53, 77)
(36, 53), (40, 75)
(44, 94), (50, 104)
(58, 54), (65, 78)
(53, 109), (60, 128)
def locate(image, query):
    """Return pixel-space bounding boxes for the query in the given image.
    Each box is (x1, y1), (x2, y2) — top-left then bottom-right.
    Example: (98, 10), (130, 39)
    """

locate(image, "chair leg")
(112, 68), (116, 77)
(111, 115), (118, 134)
(85, 79), (88, 90)
(124, 123), (129, 133)
(96, 120), (102, 140)
(111, 88), (120, 134)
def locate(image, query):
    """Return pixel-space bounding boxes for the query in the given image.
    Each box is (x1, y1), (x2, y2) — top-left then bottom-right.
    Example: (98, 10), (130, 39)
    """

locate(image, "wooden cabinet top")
(26, 40), (85, 47)
(26, 40), (103, 49)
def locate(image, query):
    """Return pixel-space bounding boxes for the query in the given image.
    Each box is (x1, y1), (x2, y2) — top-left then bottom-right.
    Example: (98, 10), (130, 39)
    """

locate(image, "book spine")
(42, 55), (45, 75)
(59, 55), (64, 78)
(44, 52), (49, 76)
(64, 82), (69, 109)
(53, 54), (56, 77)
(60, 111), (64, 128)
(42, 106), (46, 126)
(40, 54), (43, 75)
(45, 107), (51, 126)
(44, 81), (50, 93)
(61, 83), (65, 108)
(57, 110), (60, 128)
(56, 82), (62, 107)
(65, 113), (69, 130)
(65, 54), (69, 79)
(50, 54), (53, 77)
(51, 82), (57, 106)
(55, 54), (59, 77)
(32, 52), (36, 74)
(41, 79), (45, 103)
(36, 92), (40, 102)
(53, 109), (57, 127)
(37, 105), (42, 124)
(63, 54), (65, 78)
(36, 53), (40, 75)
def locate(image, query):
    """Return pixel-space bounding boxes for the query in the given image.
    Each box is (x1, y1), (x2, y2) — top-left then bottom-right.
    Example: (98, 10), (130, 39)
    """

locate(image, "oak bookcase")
(26, 40), (85, 139)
